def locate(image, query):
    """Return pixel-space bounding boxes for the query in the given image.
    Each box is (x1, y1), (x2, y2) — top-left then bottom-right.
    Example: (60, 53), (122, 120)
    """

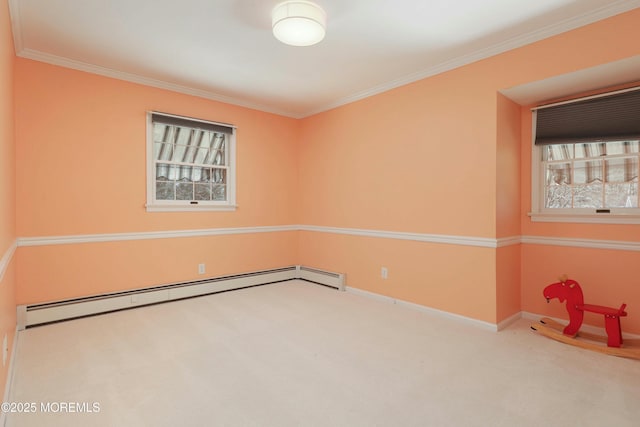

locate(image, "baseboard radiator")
(297, 265), (345, 291)
(17, 265), (345, 329)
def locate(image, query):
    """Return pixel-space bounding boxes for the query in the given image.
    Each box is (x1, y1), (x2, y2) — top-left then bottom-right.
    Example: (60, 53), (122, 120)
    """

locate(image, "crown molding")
(14, 48), (300, 118)
(304, 1), (640, 117)
(9, 0), (640, 119)
(7, 0), (23, 55)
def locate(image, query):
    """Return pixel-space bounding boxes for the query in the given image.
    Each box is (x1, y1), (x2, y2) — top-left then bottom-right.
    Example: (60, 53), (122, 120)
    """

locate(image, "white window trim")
(145, 112), (237, 212)
(529, 110), (640, 224)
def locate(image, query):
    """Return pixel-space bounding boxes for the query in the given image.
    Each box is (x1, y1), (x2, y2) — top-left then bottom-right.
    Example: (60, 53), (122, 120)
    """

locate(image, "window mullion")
(602, 157), (607, 208)
(570, 144), (574, 209)
(636, 153), (640, 209)
(155, 159), (229, 169)
(570, 158), (575, 209)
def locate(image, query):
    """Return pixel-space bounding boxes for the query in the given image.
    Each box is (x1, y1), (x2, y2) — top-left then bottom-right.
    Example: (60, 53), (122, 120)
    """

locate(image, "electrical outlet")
(381, 267), (388, 279)
(198, 263), (206, 275)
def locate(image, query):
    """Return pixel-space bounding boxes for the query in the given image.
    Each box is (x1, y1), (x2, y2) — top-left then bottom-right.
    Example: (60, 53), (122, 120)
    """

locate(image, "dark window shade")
(535, 88), (640, 145)
(152, 113), (234, 134)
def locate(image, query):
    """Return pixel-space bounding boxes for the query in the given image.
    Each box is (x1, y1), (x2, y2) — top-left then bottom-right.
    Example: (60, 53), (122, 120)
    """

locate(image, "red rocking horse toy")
(531, 275), (640, 359)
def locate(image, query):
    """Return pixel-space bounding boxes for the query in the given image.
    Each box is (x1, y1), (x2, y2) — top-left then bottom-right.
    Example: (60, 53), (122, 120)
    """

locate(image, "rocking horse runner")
(531, 276), (640, 359)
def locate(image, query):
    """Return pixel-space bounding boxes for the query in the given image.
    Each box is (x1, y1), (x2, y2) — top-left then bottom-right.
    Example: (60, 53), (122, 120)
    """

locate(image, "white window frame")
(529, 111), (640, 224)
(146, 111), (237, 212)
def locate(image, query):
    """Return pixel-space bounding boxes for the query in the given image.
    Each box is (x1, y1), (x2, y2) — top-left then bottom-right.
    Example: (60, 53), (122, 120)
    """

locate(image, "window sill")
(146, 204), (238, 213)
(528, 212), (640, 224)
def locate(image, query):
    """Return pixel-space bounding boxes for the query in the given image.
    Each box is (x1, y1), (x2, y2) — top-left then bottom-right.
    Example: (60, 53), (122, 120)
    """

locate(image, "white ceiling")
(8, 0), (640, 118)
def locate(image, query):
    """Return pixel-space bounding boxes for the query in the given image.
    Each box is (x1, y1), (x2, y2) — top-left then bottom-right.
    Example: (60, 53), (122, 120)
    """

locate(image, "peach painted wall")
(496, 94), (521, 239)
(0, 0), (17, 402)
(495, 94), (521, 323)
(16, 232), (298, 303)
(515, 8), (640, 333)
(483, 8), (640, 92)
(496, 246), (521, 324)
(8, 6), (640, 331)
(0, 1), (15, 249)
(298, 8), (640, 326)
(299, 68), (498, 238)
(14, 59), (300, 304)
(297, 60), (501, 323)
(15, 59), (300, 236)
(298, 231), (497, 323)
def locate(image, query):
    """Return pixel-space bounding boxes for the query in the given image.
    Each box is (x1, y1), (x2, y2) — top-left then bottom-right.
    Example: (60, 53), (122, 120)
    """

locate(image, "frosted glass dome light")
(272, 1), (326, 47)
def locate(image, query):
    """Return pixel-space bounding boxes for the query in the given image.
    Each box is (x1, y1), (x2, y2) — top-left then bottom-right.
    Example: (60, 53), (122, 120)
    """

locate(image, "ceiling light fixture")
(272, 1), (326, 47)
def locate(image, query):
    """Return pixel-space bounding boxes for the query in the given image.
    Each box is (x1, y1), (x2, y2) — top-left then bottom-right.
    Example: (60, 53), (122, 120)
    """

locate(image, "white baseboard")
(497, 312), (523, 331)
(345, 286), (499, 332)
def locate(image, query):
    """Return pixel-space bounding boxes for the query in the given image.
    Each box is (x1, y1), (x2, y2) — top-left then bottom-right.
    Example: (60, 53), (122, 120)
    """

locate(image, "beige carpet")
(6, 280), (640, 426)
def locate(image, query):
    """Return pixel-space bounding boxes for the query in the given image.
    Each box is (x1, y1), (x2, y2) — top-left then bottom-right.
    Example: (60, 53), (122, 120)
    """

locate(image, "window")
(146, 112), (236, 212)
(542, 141), (639, 208)
(530, 87), (640, 223)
